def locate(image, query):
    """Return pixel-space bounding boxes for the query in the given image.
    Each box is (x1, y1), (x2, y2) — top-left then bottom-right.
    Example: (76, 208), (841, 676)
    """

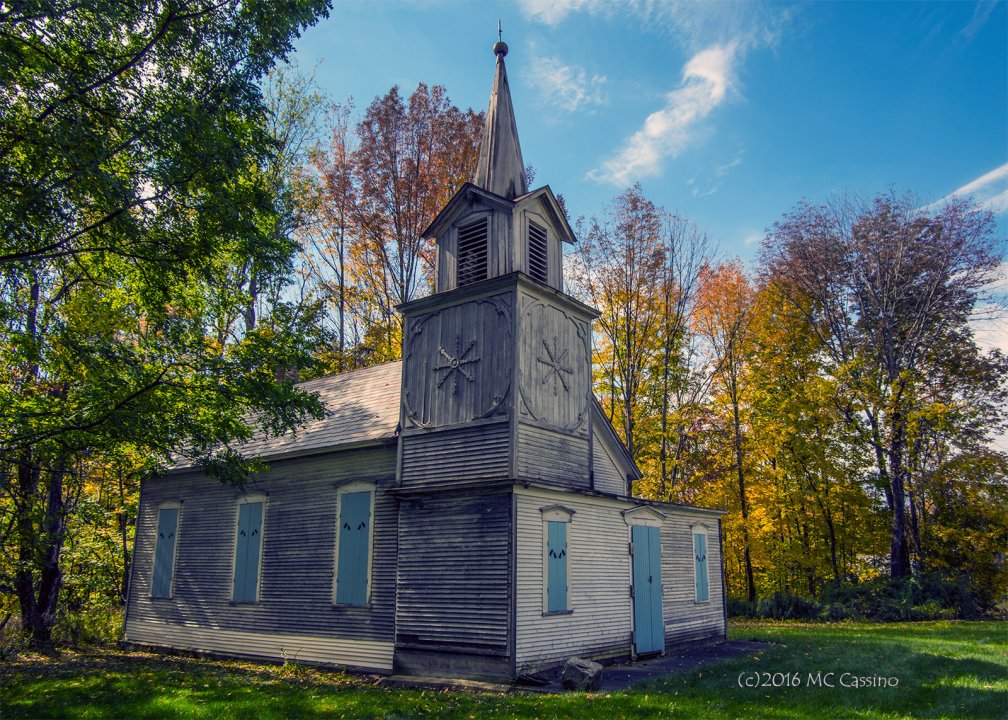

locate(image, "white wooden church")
(124, 37), (727, 682)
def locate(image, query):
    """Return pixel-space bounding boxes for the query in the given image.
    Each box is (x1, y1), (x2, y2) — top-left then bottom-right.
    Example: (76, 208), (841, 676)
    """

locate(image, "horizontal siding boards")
(515, 424), (589, 489)
(514, 488), (633, 672)
(659, 510), (726, 645)
(399, 421), (510, 487)
(395, 491), (511, 656)
(126, 619), (394, 671)
(591, 428), (627, 496)
(125, 447), (398, 658)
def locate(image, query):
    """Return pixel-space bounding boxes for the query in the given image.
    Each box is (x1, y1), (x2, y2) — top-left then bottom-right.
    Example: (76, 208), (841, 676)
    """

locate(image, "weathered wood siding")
(659, 510), (727, 645)
(515, 487), (726, 672)
(516, 289), (592, 435)
(402, 290), (514, 431)
(515, 424), (589, 489)
(399, 421), (510, 487)
(591, 425), (628, 496)
(394, 489), (512, 669)
(125, 446), (398, 671)
(514, 487), (632, 672)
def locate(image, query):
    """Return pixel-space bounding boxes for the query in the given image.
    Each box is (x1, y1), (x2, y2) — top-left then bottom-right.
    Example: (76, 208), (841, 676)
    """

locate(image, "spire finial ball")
(493, 40), (508, 57)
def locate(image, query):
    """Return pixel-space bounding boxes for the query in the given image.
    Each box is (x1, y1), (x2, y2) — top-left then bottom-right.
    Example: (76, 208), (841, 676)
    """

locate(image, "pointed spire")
(473, 26), (528, 199)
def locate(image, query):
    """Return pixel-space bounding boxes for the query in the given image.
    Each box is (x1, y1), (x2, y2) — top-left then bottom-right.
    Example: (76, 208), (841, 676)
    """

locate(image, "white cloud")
(972, 262), (1008, 354)
(518, 0), (788, 53)
(528, 56), (607, 111)
(932, 163), (1008, 214)
(588, 43), (737, 185)
(518, 0), (598, 26)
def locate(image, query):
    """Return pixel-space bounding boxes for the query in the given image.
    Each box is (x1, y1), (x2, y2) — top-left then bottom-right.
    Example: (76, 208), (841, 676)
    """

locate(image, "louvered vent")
(457, 219), (488, 287)
(528, 221), (548, 283)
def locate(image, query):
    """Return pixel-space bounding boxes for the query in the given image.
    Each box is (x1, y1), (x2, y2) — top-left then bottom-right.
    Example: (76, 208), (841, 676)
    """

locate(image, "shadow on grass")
(2, 623), (1006, 720)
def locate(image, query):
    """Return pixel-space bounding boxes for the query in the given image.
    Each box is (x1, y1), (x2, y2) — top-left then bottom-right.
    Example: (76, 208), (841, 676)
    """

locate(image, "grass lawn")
(1, 621), (1005, 719)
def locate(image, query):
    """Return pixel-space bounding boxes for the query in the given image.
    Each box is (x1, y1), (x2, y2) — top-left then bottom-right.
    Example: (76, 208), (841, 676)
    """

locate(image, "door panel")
(632, 524), (664, 655)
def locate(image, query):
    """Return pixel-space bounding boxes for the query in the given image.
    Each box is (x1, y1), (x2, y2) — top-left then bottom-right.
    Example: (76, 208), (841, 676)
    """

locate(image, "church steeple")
(472, 30), (528, 199)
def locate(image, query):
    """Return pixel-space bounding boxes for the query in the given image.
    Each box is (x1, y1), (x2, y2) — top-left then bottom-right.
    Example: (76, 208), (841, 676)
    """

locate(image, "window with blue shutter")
(694, 530), (709, 602)
(151, 507), (179, 598)
(232, 501), (264, 603)
(546, 520), (568, 613)
(335, 490), (371, 605)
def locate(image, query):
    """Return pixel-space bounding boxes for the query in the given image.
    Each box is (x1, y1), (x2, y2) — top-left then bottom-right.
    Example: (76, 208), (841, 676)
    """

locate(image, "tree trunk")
(733, 396), (756, 602)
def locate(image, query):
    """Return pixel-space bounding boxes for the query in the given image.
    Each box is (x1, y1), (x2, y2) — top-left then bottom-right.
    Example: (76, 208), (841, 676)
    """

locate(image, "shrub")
(52, 606), (124, 647)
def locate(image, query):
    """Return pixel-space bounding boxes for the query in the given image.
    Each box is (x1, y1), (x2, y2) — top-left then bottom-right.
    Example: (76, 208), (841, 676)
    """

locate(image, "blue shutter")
(631, 524), (653, 652)
(336, 491), (371, 605)
(695, 532), (709, 602)
(233, 501), (263, 603)
(546, 521), (568, 612)
(151, 508), (179, 597)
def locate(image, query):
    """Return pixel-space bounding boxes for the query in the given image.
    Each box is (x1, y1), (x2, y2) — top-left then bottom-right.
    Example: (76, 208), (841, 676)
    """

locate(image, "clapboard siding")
(125, 620), (393, 671)
(515, 487), (726, 672)
(515, 424), (590, 489)
(660, 511), (727, 645)
(125, 446), (398, 663)
(514, 488), (632, 672)
(399, 421), (511, 486)
(395, 490), (512, 656)
(592, 427), (627, 496)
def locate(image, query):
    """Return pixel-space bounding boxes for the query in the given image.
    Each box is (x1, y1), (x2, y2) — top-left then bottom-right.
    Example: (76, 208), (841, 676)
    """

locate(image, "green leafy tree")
(0, 0), (330, 645)
(762, 193), (1003, 579)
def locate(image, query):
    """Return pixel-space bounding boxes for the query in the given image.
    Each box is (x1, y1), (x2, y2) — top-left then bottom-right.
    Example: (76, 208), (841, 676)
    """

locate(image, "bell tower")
(426, 37), (572, 295)
(393, 34), (600, 680)
(397, 34), (596, 488)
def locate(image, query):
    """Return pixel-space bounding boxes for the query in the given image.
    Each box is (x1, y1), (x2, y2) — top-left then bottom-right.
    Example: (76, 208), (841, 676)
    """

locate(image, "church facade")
(123, 38), (727, 682)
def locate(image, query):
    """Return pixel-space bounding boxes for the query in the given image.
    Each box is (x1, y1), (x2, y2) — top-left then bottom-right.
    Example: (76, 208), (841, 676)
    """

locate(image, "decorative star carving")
(434, 336), (479, 394)
(537, 337), (573, 396)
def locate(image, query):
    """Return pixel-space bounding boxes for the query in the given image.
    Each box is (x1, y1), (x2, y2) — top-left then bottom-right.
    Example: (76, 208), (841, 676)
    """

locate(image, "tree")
(0, 1), (329, 644)
(762, 193), (1003, 579)
(695, 261), (758, 602)
(571, 184), (665, 460)
(350, 83), (482, 354)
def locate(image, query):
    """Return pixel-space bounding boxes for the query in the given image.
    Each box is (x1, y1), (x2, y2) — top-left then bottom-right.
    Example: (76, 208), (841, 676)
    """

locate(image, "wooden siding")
(125, 446), (398, 665)
(399, 421), (511, 487)
(514, 488), (633, 672)
(515, 486), (726, 672)
(591, 426), (627, 496)
(516, 290), (592, 434)
(394, 490), (512, 658)
(125, 620), (393, 671)
(659, 511), (727, 645)
(402, 291), (514, 430)
(515, 424), (589, 489)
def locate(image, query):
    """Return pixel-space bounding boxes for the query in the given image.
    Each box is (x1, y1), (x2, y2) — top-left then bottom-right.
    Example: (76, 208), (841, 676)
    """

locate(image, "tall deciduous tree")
(351, 83), (482, 354)
(571, 184), (665, 460)
(0, 0), (329, 644)
(695, 261), (758, 602)
(762, 193), (1003, 579)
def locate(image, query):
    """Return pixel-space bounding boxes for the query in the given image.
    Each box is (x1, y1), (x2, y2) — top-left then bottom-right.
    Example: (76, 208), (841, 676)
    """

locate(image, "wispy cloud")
(519, 0), (789, 53)
(959, 0), (999, 41)
(518, 0), (599, 26)
(527, 56), (607, 112)
(520, 1), (786, 186)
(588, 43), (738, 185)
(933, 163), (1008, 214)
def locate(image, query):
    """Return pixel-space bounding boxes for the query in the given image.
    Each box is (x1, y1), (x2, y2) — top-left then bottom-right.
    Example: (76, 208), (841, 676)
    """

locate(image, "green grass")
(1, 621), (1005, 719)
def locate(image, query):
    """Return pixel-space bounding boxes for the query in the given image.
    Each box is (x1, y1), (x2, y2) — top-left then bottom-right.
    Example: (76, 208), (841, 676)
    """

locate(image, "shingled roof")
(254, 360), (401, 459)
(193, 360), (402, 467)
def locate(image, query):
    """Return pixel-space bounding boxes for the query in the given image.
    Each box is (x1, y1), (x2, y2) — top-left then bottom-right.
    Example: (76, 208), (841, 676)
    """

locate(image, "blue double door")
(631, 524), (665, 655)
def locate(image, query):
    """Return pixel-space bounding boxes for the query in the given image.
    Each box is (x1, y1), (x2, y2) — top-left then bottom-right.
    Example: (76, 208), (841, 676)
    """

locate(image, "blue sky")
(293, 0), (1008, 355)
